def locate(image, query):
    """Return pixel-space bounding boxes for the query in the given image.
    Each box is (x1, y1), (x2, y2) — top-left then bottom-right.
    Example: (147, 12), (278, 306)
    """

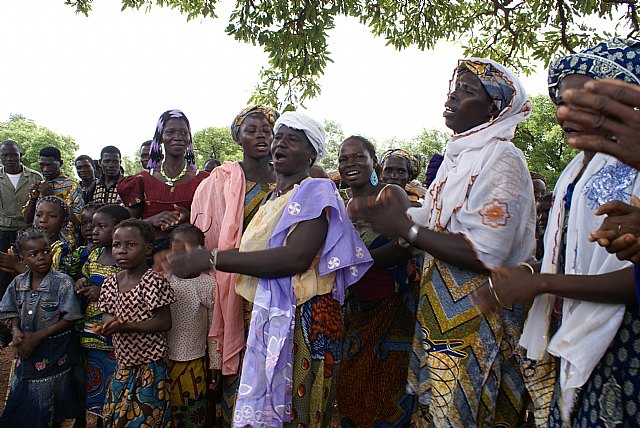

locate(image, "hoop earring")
(370, 171), (379, 186)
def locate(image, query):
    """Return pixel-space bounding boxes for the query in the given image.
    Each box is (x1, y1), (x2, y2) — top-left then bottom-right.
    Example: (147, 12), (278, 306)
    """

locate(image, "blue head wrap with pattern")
(548, 37), (640, 105)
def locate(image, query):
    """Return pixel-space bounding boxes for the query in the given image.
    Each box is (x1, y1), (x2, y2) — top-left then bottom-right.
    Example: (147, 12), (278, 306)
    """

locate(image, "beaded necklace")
(160, 162), (188, 186)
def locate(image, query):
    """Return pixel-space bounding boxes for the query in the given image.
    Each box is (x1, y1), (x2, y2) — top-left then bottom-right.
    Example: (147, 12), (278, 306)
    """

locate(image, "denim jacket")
(0, 269), (82, 332)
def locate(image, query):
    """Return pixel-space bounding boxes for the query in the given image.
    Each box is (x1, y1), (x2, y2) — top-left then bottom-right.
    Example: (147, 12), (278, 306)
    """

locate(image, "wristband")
(209, 249), (218, 270)
(407, 224), (420, 244)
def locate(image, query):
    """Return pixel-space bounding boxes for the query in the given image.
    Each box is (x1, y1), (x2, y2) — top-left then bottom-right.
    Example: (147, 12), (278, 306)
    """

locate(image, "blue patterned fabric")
(548, 37), (640, 104)
(635, 265), (640, 308)
(548, 306), (640, 427)
(583, 162), (636, 210)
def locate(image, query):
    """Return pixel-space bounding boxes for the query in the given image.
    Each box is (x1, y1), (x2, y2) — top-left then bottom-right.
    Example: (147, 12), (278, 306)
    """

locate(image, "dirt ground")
(1, 345), (341, 427)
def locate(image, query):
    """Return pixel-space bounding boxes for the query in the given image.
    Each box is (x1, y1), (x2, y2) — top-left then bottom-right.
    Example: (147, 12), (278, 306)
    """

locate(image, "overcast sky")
(1, 0), (591, 160)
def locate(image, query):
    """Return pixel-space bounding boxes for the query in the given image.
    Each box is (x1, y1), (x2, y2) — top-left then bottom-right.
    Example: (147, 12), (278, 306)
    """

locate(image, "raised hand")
(557, 78), (640, 169)
(349, 184), (412, 238)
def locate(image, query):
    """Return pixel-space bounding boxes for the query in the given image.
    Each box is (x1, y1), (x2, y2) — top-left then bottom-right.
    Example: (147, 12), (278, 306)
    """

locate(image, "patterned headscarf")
(456, 60), (515, 113)
(148, 109), (195, 169)
(230, 105), (280, 143)
(548, 37), (640, 104)
(380, 149), (425, 181)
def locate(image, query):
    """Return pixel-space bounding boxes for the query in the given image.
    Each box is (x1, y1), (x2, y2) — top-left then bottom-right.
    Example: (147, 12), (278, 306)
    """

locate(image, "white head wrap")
(273, 111), (327, 160)
(408, 57), (536, 269)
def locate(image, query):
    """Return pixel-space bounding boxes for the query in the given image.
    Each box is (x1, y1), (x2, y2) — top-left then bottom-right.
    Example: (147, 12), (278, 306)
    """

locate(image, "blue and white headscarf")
(548, 37), (640, 104)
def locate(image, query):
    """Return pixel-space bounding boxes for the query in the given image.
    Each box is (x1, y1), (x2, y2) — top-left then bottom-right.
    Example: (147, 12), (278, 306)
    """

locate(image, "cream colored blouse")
(235, 184), (335, 305)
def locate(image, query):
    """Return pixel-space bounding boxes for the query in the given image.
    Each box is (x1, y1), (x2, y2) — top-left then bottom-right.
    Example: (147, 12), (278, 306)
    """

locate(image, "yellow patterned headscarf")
(230, 105), (280, 143)
(380, 149), (425, 181)
(456, 60), (515, 113)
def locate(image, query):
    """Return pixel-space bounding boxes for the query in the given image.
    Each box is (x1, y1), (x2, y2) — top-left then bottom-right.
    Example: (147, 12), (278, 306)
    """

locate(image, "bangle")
(487, 276), (504, 306)
(208, 249), (218, 270)
(407, 224), (420, 244)
(518, 262), (535, 274)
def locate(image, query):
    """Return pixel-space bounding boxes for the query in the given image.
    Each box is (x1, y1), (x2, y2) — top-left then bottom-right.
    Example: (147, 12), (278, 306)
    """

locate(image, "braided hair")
(36, 196), (69, 224)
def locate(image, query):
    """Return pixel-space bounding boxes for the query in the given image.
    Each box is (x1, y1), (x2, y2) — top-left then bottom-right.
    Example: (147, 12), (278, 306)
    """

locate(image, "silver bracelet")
(407, 224), (420, 244)
(487, 276), (504, 306)
(209, 249), (218, 270)
(518, 262), (535, 274)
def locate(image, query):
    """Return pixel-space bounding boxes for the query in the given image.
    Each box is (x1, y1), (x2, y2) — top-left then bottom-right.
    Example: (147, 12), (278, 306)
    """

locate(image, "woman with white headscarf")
(350, 58), (536, 426)
(478, 38), (640, 428)
(159, 111), (373, 427)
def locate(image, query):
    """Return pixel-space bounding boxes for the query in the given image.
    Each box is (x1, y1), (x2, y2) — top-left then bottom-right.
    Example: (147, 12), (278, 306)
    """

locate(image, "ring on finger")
(618, 224), (623, 233)
(488, 276), (504, 307)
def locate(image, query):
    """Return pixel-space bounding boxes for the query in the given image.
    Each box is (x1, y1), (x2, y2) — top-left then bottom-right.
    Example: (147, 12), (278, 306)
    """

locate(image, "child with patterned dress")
(74, 204), (130, 424)
(68, 202), (103, 280)
(96, 219), (175, 426)
(0, 230), (84, 426)
(166, 224), (219, 427)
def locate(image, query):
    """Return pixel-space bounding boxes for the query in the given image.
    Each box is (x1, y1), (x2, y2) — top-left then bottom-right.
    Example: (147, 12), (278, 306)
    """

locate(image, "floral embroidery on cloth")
(479, 198), (510, 228)
(583, 162), (635, 210)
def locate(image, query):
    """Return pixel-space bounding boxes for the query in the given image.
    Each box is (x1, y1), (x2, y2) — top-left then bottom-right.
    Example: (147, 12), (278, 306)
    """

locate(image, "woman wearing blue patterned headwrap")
(478, 38), (640, 428)
(117, 110), (209, 241)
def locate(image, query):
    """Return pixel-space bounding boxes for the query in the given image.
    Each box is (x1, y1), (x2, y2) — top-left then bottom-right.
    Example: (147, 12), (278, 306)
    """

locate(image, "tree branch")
(556, 0), (575, 53)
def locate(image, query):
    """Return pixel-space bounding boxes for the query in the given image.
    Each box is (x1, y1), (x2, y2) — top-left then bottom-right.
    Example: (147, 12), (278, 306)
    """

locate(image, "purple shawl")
(233, 178), (372, 427)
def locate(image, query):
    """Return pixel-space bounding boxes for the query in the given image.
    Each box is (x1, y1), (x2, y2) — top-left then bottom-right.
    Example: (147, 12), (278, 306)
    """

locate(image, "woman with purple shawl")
(160, 111), (373, 427)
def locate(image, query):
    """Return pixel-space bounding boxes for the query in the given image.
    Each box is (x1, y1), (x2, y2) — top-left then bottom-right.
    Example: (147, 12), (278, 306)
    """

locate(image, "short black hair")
(39, 146), (62, 162)
(75, 154), (93, 164)
(141, 140), (152, 148)
(1, 140), (20, 151)
(81, 202), (105, 216)
(15, 230), (50, 257)
(169, 223), (205, 247)
(101, 146), (121, 159)
(96, 204), (131, 226)
(113, 218), (155, 244)
(341, 135), (378, 161)
(530, 172), (547, 185)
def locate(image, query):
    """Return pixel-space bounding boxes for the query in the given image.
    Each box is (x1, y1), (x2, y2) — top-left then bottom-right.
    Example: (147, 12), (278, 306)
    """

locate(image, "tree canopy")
(192, 126), (243, 165)
(0, 114), (79, 177)
(513, 94), (577, 188)
(66, 0), (635, 108)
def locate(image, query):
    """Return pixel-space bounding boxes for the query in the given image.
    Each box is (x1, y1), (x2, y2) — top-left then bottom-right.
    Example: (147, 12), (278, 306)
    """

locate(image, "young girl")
(35, 195), (74, 275)
(166, 224), (218, 427)
(69, 202), (103, 280)
(2, 196), (74, 278)
(96, 218), (175, 426)
(0, 230), (84, 426)
(75, 204), (130, 423)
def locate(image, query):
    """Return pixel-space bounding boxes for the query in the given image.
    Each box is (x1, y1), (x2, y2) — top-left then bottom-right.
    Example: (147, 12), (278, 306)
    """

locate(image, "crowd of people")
(0, 36), (638, 428)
